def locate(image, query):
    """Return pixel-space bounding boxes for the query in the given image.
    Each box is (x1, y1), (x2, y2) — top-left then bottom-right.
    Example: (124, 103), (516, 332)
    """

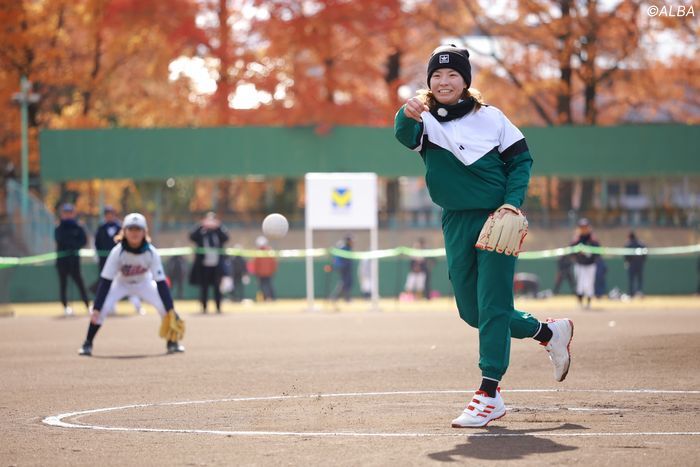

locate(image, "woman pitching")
(394, 44), (573, 428)
(78, 213), (185, 356)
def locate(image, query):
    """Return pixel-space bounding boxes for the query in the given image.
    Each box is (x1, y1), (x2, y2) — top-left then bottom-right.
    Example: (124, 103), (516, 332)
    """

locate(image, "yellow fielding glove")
(475, 204), (528, 256)
(159, 310), (185, 341)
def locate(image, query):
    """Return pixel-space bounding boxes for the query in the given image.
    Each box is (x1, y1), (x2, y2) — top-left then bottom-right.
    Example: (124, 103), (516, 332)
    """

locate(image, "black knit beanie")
(426, 44), (471, 88)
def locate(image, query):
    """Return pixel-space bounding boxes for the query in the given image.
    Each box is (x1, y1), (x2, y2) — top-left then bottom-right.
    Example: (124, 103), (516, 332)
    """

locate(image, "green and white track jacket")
(394, 105), (532, 211)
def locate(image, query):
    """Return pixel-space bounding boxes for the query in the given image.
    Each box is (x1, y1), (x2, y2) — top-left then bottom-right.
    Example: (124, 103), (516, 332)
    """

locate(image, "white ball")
(262, 213), (289, 239)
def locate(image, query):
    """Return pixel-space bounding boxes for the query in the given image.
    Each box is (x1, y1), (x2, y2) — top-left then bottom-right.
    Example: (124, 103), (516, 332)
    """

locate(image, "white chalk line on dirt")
(43, 389), (700, 438)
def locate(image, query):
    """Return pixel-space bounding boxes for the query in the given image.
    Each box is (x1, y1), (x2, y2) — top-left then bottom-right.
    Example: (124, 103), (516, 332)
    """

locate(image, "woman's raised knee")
(458, 308), (479, 328)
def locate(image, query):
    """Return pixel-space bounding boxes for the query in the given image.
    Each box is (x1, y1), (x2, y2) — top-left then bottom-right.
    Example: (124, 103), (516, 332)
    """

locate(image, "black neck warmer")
(430, 96), (476, 122)
(122, 239), (149, 254)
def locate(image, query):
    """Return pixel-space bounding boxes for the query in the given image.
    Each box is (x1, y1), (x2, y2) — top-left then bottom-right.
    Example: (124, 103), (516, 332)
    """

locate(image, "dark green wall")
(40, 124), (699, 181)
(6, 256), (698, 303)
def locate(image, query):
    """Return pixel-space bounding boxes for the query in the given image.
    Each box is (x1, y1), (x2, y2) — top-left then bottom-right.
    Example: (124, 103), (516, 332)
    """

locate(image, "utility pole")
(11, 76), (40, 217)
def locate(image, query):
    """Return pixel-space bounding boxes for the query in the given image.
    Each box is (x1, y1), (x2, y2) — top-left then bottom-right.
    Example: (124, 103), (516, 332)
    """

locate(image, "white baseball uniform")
(574, 263), (597, 298)
(95, 243), (168, 324)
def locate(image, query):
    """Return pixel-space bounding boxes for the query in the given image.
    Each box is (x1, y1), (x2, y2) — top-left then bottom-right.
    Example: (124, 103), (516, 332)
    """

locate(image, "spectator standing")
(594, 256), (608, 299)
(189, 212), (229, 313)
(570, 218), (600, 309)
(404, 238), (429, 299)
(330, 235), (354, 303)
(230, 244), (248, 302)
(251, 236), (277, 301)
(553, 254), (575, 295)
(358, 258), (372, 299)
(624, 231), (647, 297)
(55, 203), (90, 316)
(94, 206), (121, 270)
(421, 238), (434, 300)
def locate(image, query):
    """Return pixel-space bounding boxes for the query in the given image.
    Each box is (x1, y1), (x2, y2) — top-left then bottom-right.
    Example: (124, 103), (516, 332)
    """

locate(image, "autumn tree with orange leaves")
(0, 0), (697, 179)
(0, 0), (203, 174)
(204, 0), (411, 128)
(417, 0), (699, 125)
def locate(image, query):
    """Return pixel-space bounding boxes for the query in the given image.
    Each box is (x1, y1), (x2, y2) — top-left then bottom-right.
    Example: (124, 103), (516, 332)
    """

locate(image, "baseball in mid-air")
(262, 213), (289, 239)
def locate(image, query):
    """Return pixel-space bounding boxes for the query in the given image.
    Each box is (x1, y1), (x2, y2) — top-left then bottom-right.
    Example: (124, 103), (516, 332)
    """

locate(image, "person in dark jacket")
(94, 206), (121, 270)
(330, 235), (354, 303)
(624, 231), (647, 297)
(553, 254), (575, 295)
(230, 244), (248, 302)
(55, 203), (90, 316)
(594, 256), (608, 299)
(189, 212), (229, 313)
(570, 218), (600, 309)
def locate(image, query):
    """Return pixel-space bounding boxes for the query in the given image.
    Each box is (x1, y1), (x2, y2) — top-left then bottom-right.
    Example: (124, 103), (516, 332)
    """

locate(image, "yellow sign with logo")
(331, 187), (352, 208)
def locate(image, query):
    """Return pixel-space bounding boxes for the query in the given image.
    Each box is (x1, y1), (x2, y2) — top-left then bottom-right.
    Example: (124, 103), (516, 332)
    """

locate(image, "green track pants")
(442, 209), (540, 381)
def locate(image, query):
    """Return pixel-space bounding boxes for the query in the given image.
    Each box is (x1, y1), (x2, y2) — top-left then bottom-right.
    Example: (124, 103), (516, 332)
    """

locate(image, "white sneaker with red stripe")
(451, 388), (506, 428)
(543, 318), (574, 382)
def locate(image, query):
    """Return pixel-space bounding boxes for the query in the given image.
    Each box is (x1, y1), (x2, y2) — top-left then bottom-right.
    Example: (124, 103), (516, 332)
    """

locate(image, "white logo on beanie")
(439, 54), (449, 64)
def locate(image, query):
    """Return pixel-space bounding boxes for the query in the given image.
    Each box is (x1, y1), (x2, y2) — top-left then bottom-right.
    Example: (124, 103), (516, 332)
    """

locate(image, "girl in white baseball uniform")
(570, 218), (600, 309)
(78, 213), (185, 356)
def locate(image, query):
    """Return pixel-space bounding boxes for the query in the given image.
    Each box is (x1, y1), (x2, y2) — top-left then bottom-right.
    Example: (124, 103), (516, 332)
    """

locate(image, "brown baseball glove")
(475, 204), (528, 256)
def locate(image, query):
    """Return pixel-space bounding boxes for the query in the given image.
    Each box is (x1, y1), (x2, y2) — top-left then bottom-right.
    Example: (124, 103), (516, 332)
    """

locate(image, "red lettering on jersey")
(120, 265), (149, 277)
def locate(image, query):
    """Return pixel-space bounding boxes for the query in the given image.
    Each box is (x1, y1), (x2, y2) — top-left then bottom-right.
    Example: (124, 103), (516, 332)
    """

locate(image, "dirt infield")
(1, 297), (699, 466)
